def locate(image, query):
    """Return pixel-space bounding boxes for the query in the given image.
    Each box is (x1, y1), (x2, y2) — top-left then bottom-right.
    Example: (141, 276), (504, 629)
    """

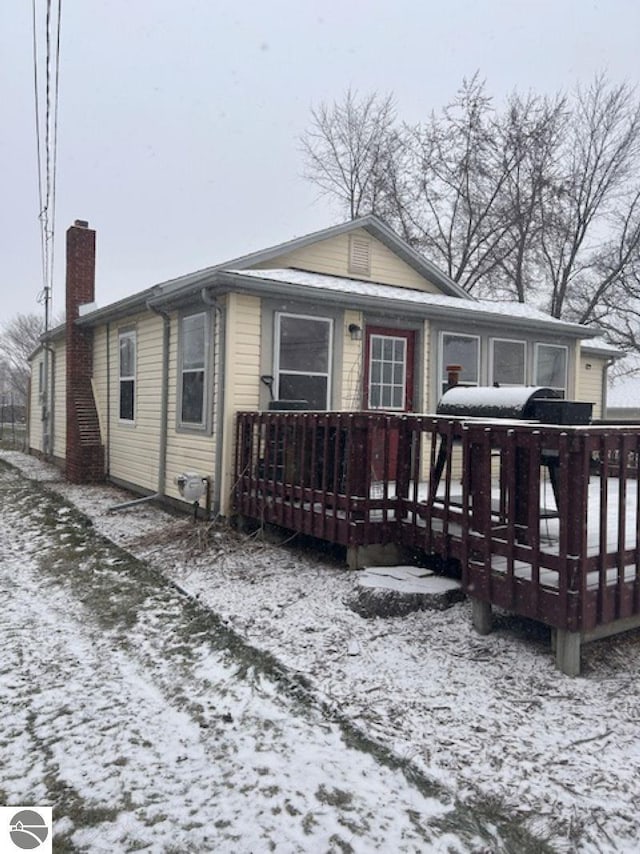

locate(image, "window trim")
(118, 328), (136, 423)
(490, 337), (527, 387)
(177, 309), (212, 432)
(534, 342), (568, 395)
(274, 311), (333, 409)
(439, 331), (481, 395)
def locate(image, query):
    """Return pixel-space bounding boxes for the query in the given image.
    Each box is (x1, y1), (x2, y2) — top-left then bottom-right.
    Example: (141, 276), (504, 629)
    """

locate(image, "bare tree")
(540, 76), (640, 320)
(399, 74), (518, 294)
(0, 313), (44, 404)
(301, 75), (640, 359)
(300, 89), (398, 218)
(494, 91), (567, 302)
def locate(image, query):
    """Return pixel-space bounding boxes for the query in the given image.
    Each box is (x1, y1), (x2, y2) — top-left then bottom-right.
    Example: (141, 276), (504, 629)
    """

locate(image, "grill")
(434, 387), (593, 521)
(436, 385), (593, 425)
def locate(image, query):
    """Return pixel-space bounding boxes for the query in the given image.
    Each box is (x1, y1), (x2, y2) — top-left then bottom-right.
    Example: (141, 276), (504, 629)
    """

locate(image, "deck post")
(471, 598), (492, 635)
(555, 629), (581, 677)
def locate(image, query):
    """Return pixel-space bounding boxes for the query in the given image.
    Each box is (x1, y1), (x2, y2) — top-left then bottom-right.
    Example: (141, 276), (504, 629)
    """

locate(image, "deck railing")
(234, 411), (640, 634)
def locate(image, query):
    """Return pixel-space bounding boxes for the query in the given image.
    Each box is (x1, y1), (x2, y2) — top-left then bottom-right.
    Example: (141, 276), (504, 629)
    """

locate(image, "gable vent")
(348, 235), (371, 277)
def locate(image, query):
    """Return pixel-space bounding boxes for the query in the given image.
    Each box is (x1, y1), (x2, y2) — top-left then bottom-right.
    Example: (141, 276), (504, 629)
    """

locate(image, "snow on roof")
(581, 336), (625, 357)
(232, 268), (595, 335)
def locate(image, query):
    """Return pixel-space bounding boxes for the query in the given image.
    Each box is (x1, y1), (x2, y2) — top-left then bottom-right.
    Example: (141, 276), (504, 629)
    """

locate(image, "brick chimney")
(65, 220), (105, 483)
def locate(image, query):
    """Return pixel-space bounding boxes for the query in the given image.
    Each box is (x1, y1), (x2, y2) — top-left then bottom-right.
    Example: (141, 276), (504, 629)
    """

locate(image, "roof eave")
(214, 272), (594, 339)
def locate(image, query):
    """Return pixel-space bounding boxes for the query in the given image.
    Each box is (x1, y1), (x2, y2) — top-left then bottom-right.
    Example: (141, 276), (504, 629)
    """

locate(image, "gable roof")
(77, 216), (470, 326)
(153, 214), (469, 304)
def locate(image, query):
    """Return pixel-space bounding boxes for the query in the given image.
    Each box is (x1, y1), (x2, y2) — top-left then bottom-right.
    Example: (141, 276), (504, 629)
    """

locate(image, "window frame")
(439, 331), (481, 395)
(118, 328), (136, 423)
(534, 342), (568, 395)
(177, 309), (211, 432)
(490, 338), (527, 387)
(274, 311), (333, 410)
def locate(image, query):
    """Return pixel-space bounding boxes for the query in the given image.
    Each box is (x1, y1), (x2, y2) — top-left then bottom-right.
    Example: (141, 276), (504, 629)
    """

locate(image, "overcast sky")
(2, 0), (639, 326)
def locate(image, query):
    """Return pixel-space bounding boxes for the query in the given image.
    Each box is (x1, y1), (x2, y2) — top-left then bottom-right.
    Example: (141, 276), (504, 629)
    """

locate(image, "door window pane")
(368, 334), (406, 411)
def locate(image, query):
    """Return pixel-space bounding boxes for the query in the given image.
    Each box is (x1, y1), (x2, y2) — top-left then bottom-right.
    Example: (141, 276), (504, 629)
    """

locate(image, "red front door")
(363, 327), (415, 480)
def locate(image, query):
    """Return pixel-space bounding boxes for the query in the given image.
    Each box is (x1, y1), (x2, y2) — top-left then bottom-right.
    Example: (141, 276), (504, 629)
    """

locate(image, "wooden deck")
(234, 410), (640, 673)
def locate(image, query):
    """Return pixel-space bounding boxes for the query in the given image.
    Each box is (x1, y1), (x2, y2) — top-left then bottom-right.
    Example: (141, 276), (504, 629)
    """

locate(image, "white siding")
(220, 293), (261, 515)
(253, 229), (440, 292)
(106, 312), (164, 492)
(164, 305), (215, 505)
(52, 341), (66, 460)
(28, 351), (45, 453)
(340, 309), (364, 409)
(577, 352), (607, 418)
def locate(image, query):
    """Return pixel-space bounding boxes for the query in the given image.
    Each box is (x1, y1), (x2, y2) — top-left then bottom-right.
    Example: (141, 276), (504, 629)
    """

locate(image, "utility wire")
(32, 0), (62, 329)
(31, 0), (45, 289)
(48, 0), (63, 318)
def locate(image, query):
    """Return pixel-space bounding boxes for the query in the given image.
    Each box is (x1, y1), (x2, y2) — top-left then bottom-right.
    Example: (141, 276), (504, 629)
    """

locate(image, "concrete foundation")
(346, 542), (411, 570)
(471, 598), (493, 635)
(555, 629), (581, 677)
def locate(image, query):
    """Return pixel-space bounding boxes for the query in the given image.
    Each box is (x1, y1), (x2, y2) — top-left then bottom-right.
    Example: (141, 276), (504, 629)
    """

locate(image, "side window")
(275, 313), (332, 409)
(440, 332), (480, 395)
(535, 343), (568, 396)
(491, 339), (526, 386)
(179, 311), (208, 428)
(38, 361), (44, 396)
(119, 330), (136, 422)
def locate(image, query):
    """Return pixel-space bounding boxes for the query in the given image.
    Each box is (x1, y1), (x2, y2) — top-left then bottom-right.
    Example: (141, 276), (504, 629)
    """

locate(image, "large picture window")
(119, 329), (136, 422)
(440, 332), (480, 394)
(535, 343), (567, 395)
(180, 311), (208, 427)
(491, 339), (526, 386)
(275, 313), (332, 409)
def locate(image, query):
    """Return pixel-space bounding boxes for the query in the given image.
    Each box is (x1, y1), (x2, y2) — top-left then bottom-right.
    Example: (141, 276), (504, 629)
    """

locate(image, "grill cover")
(436, 386), (560, 420)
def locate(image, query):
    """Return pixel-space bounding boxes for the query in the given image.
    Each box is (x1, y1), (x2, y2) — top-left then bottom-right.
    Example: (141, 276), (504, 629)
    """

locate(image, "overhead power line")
(32, 0), (63, 330)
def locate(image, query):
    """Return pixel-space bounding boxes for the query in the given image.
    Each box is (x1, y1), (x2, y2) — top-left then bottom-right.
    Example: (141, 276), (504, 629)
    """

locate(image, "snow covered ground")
(2, 450), (640, 852)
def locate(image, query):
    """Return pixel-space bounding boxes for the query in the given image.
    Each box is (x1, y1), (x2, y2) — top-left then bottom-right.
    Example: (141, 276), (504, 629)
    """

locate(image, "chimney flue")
(74, 219), (89, 228)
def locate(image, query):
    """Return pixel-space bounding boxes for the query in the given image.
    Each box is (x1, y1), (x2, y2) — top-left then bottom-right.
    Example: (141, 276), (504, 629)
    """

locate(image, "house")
(29, 216), (610, 517)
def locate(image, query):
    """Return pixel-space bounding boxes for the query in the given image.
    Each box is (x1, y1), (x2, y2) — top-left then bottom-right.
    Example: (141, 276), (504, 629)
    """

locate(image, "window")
(275, 313), (332, 409)
(535, 343), (567, 395)
(179, 311), (208, 427)
(38, 361), (44, 396)
(119, 330), (136, 421)
(440, 333), (480, 394)
(368, 334), (407, 410)
(491, 339), (526, 386)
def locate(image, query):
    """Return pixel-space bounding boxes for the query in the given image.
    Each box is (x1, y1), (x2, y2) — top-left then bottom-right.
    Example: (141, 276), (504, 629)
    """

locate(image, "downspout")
(147, 302), (171, 497)
(602, 357), (616, 420)
(106, 323), (111, 476)
(48, 346), (55, 456)
(201, 288), (226, 516)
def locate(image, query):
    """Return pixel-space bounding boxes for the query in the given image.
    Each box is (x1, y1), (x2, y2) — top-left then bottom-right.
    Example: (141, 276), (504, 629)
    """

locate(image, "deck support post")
(555, 630), (581, 677)
(471, 598), (492, 635)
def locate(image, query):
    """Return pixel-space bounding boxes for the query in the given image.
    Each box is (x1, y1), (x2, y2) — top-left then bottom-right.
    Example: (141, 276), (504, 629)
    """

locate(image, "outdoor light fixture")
(348, 323), (362, 341)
